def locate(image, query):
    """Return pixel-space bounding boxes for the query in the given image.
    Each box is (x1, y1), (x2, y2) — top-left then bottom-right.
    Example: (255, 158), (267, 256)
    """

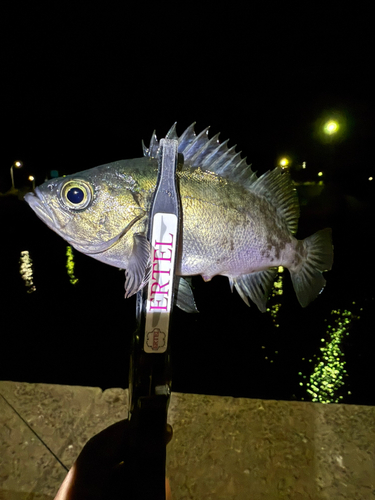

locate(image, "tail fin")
(290, 228), (333, 307)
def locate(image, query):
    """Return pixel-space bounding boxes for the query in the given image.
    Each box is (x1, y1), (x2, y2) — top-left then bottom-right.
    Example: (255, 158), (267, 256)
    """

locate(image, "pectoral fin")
(124, 233), (152, 298)
(175, 277), (199, 313)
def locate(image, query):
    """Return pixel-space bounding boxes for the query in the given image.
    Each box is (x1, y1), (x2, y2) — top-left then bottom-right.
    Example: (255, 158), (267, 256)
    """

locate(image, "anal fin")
(175, 277), (199, 313)
(230, 268), (278, 312)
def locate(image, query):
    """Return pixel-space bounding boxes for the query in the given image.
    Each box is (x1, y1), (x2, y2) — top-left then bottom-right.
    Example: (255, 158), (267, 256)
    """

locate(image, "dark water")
(1, 183), (374, 406)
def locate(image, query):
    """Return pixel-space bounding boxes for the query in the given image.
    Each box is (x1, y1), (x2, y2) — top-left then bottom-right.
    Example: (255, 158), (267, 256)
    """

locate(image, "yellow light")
(323, 120), (339, 135)
(28, 175), (35, 181)
(318, 171), (323, 177)
(369, 177), (373, 181)
(279, 157), (290, 169)
(14, 161), (23, 168)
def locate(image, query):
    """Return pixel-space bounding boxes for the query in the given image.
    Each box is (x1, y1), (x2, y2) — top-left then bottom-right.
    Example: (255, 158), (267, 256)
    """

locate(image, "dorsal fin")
(143, 122), (257, 190)
(165, 122), (178, 140)
(250, 167), (300, 234)
(142, 123), (299, 233)
(142, 129), (160, 158)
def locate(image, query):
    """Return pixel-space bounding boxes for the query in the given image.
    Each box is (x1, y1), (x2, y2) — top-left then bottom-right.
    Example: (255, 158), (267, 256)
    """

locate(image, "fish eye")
(67, 187), (84, 204)
(61, 180), (93, 210)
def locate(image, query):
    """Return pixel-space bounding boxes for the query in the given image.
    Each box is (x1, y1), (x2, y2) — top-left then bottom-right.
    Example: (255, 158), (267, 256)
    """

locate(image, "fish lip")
(24, 188), (58, 230)
(24, 188), (80, 247)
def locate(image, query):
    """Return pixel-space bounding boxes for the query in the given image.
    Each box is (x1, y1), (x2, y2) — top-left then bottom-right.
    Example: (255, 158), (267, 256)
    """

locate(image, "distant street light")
(315, 112), (346, 145)
(323, 120), (339, 136)
(278, 157), (291, 170)
(10, 160), (23, 190)
(28, 175), (35, 190)
(279, 158), (289, 168)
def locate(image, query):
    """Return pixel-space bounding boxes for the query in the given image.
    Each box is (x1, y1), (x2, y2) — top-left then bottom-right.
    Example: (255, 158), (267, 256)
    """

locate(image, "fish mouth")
(24, 188), (79, 247)
(24, 188), (59, 232)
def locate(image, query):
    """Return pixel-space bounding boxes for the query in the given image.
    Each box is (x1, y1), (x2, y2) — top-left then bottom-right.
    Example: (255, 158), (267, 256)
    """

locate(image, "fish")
(24, 122), (333, 312)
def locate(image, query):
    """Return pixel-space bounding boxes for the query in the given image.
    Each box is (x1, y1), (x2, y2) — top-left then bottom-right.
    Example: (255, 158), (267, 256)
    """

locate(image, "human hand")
(54, 419), (172, 499)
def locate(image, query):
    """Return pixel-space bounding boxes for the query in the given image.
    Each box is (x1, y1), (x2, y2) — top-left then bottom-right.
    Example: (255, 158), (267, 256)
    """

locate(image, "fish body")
(24, 123), (333, 311)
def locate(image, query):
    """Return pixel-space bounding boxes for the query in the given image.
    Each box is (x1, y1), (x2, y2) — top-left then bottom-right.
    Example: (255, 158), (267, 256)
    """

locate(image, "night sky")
(2, 4), (374, 192)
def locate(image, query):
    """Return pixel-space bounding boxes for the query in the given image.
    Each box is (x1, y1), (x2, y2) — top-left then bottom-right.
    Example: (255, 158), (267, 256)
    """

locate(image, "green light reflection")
(300, 307), (359, 404)
(266, 266), (284, 328)
(66, 246), (79, 285)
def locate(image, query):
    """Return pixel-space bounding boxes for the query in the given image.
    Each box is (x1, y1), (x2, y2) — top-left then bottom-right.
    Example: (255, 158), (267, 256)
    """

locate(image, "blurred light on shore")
(10, 161), (23, 189)
(323, 120), (339, 135)
(279, 158), (289, 167)
(314, 112), (347, 144)
(278, 157), (291, 170)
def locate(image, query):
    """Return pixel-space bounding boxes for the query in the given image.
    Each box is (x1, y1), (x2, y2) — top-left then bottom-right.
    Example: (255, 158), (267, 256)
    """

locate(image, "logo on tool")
(146, 328), (166, 351)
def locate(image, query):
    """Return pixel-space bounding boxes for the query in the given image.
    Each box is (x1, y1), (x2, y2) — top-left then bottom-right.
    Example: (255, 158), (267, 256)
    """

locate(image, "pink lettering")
(149, 297), (168, 310)
(148, 233), (175, 314)
(150, 281), (170, 295)
(154, 233), (174, 247)
(153, 247), (172, 262)
(151, 262), (171, 281)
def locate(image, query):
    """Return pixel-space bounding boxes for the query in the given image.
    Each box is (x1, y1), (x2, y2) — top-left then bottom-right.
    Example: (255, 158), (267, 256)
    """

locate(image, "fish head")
(24, 161), (150, 268)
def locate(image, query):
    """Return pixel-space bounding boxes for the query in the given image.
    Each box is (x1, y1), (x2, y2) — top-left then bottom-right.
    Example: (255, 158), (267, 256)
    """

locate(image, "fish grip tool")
(127, 139), (182, 499)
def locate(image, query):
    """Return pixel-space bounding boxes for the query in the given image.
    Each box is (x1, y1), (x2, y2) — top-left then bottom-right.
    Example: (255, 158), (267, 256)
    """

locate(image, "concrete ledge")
(1, 381), (374, 499)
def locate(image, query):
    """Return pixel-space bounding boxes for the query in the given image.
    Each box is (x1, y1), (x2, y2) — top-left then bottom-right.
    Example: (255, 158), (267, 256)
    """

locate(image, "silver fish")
(24, 123), (333, 312)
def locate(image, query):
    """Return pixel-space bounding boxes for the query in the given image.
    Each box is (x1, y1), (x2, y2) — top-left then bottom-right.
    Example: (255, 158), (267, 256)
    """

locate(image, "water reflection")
(66, 245), (78, 285)
(19, 250), (36, 293)
(300, 305), (360, 403)
(266, 266), (284, 328)
(12, 241), (370, 404)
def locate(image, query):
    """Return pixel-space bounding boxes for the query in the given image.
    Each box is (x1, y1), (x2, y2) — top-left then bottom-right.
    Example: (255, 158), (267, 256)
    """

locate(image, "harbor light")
(28, 175), (35, 190)
(315, 112), (346, 145)
(323, 120), (339, 136)
(10, 160), (23, 190)
(278, 157), (290, 169)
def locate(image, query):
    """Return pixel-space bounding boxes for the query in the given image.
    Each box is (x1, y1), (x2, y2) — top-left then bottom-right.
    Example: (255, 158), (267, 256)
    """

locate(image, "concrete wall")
(1, 381), (374, 499)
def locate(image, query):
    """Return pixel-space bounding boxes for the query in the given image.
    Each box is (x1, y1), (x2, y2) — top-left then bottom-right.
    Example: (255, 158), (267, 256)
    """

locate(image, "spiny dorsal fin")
(165, 122), (178, 140)
(142, 130), (160, 158)
(143, 122), (256, 190)
(142, 123), (299, 233)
